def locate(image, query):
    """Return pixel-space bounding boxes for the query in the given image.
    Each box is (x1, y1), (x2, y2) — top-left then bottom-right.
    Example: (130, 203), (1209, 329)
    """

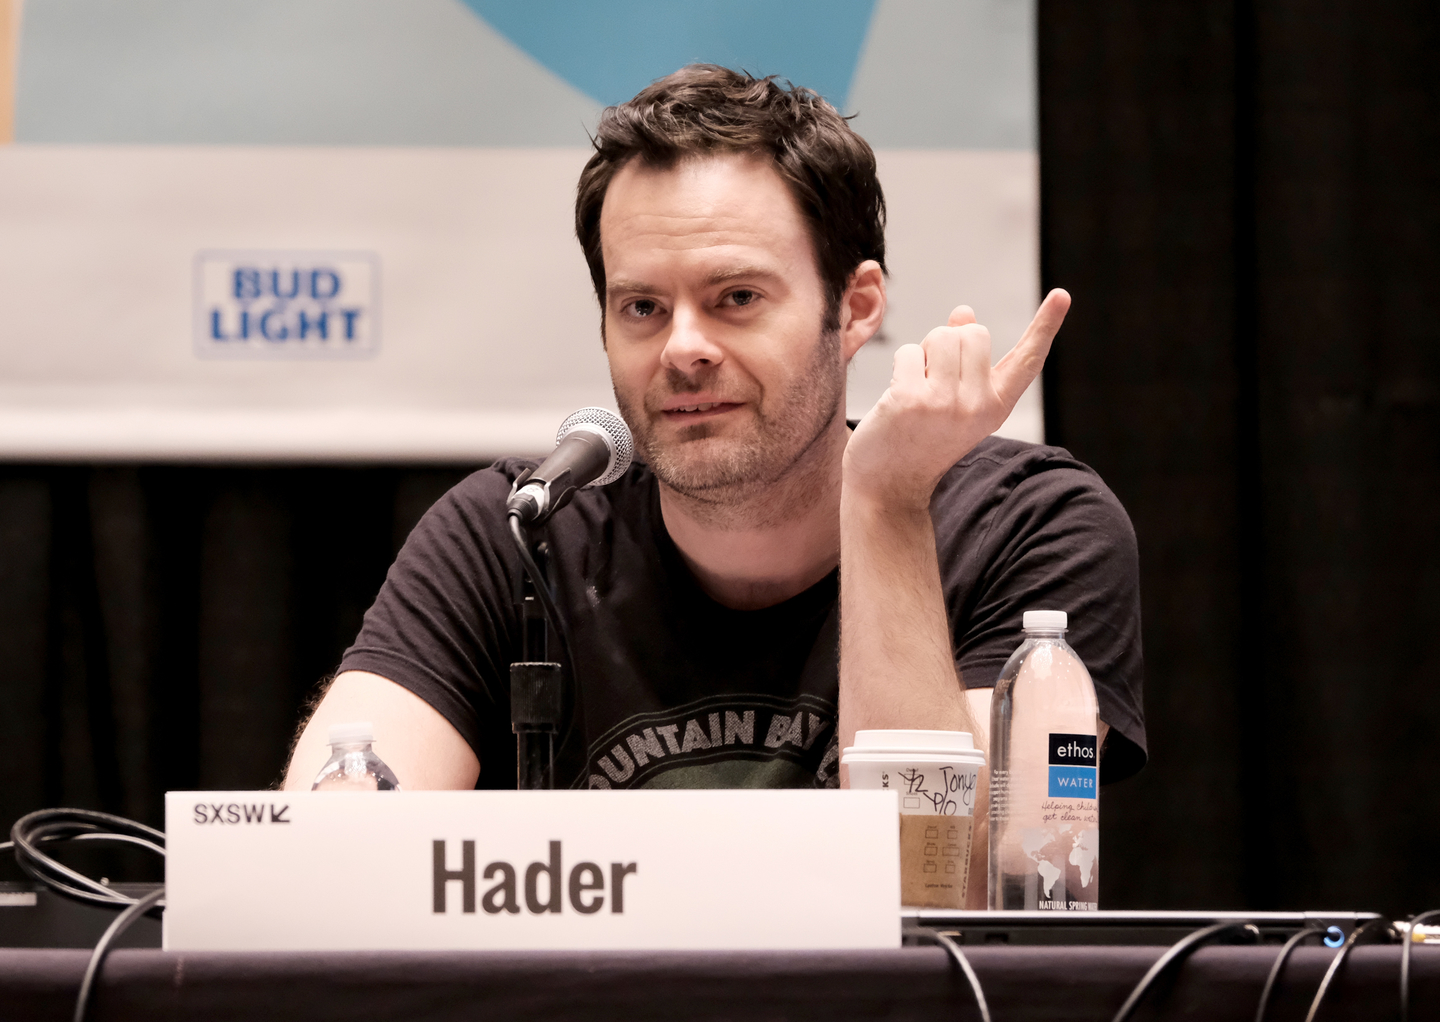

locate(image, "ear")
(836, 260), (887, 364)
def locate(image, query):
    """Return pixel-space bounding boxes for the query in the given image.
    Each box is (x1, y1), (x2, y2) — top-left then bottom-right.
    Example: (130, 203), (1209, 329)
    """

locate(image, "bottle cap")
(327, 721), (374, 746)
(1023, 609), (1068, 631)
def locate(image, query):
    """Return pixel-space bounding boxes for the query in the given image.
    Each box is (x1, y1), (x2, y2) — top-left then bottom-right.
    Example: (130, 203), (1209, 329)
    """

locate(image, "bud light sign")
(195, 250), (379, 357)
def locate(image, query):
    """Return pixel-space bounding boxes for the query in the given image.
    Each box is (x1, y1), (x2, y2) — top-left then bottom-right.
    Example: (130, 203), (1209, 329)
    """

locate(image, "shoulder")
(935, 437), (1147, 782)
(445, 457), (538, 505)
(403, 459), (534, 547)
(942, 435), (1113, 496)
(934, 436), (1133, 542)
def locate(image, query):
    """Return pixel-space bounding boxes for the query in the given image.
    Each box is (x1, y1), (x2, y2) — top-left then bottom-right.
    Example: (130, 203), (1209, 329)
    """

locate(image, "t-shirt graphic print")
(582, 693), (839, 789)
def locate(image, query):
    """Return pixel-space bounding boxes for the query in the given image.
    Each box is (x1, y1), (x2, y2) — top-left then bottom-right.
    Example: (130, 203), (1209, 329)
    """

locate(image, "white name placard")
(164, 790), (900, 951)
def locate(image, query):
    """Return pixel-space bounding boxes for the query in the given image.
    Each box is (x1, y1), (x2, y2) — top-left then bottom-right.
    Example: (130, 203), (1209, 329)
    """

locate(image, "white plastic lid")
(1023, 610), (1068, 631)
(327, 721), (374, 746)
(840, 730), (986, 767)
(849, 729), (977, 753)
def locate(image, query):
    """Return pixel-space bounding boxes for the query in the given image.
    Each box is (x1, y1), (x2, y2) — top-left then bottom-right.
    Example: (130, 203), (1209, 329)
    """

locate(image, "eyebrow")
(605, 264), (783, 301)
(703, 264), (782, 286)
(605, 279), (660, 299)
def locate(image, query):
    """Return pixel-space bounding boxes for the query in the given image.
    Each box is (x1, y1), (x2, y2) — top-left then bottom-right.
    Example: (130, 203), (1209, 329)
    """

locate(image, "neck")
(659, 414), (849, 611)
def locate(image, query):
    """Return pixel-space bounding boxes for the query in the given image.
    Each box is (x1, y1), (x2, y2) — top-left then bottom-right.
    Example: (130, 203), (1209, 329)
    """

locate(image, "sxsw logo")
(194, 250), (379, 357)
(1047, 732), (1097, 799)
(191, 801), (290, 824)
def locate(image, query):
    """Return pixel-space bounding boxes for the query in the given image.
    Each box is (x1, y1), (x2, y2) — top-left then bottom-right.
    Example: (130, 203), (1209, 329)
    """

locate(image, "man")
(284, 67), (1145, 901)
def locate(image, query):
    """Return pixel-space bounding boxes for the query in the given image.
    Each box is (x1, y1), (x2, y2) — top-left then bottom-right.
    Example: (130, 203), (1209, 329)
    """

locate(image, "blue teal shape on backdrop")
(460, 0), (878, 109)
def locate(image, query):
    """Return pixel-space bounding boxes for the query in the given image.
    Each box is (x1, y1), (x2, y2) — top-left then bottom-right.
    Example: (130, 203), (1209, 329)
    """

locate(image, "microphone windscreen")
(555, 407), (634, 486)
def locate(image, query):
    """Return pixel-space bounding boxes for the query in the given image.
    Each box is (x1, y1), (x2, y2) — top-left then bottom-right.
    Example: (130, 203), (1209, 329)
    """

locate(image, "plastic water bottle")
(988, 610), (1100, 910)
(311, 722), (402, 791)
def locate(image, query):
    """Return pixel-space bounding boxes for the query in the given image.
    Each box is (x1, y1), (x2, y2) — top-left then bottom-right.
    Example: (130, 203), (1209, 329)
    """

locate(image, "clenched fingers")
(957, 323), (992, 400)
(948, 305), (978, 328)
(890, 342), (928, 397)
(920, 325), (963, 392)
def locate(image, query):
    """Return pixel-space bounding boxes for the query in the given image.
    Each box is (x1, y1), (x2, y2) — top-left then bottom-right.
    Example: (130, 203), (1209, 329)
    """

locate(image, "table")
(1, 944), (1436, 1021)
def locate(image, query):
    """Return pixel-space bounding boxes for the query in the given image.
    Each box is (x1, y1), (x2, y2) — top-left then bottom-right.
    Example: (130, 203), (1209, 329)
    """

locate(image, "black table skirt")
(1, 945), (1436, 1021)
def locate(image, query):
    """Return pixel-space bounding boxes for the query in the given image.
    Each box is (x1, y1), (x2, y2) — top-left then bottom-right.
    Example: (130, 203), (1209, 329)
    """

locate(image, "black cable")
(72, 885), (166, 1022)
(1304, 916), (1392, 1022)
(508, 513), (565, 649)
(507, 511), (583, 760)
(1254, 926), (1323, 1022)
(9, 809), (165, 914)
(1111, 921), (1260, 1022)
(6, 810), (168, 1020)
(1400, 909), (1440, 1022)
(914, 928), (991, 1022)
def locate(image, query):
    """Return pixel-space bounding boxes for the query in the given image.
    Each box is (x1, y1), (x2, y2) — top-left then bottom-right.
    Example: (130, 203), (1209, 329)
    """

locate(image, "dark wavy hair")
(575, 64), (887, 331)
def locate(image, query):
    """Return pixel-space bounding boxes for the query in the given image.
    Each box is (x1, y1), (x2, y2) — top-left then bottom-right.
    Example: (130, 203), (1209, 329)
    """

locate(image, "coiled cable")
(5, 808), (164, 913)
(4, 808), (167, 1022)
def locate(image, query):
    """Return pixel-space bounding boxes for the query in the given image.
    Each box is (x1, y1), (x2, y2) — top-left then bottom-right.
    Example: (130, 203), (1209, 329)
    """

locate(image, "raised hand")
(843, 288), (1072, 510)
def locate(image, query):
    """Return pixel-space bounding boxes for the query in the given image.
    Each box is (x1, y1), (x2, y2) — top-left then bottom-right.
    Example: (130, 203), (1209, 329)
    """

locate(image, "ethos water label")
(194, 250), (380, 357)
(1047, 732), (1097, 799)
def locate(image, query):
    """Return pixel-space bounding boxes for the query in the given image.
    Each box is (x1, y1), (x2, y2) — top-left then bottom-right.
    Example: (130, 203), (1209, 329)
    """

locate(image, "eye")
(724, 289), (758, 307)
(627, 298), (659, 318)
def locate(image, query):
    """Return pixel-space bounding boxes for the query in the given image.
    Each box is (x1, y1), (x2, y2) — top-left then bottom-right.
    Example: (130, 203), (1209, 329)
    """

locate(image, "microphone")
(506, 407), (634, 526)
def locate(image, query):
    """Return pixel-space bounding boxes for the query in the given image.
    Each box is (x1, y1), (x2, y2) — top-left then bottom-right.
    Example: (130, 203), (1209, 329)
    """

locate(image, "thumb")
(992, 288), (1072, 409)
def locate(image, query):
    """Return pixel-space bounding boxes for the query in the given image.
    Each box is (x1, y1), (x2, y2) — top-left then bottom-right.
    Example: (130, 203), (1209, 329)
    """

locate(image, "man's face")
(600, 153), (845, 503)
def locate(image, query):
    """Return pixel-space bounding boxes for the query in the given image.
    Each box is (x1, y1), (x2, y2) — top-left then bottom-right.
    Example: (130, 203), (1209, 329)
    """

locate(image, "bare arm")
(839, 289), (1072, 748)
(839, 494), (982, 742)
(839, 290), (1072, 907)
(282, 670), (480, 791)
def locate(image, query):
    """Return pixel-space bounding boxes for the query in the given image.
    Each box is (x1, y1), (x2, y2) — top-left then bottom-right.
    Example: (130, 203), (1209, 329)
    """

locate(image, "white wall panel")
(0, 144), (1036, 458)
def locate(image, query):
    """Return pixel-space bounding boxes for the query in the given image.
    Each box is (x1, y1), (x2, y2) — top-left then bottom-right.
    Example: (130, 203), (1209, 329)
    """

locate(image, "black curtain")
(3, 0), (1437, 917)
(0, 465), (476, 879)
(1042, 0), (1440, 916)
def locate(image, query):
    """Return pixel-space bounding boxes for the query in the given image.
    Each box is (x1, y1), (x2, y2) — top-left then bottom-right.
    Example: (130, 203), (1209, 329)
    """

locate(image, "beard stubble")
(614, 327), (846, 515)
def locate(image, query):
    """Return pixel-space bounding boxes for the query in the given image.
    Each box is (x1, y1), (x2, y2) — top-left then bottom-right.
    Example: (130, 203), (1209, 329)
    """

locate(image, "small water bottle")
(311, 722), (402, 791)
(988, 610), (1100, 910)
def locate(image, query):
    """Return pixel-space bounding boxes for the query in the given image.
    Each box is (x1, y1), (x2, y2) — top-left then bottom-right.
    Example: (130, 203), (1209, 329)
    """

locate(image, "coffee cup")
(841, 730), (986, 909)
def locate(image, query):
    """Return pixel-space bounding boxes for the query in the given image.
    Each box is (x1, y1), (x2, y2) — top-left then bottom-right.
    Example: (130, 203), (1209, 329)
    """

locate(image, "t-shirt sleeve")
(337, 466), (522, 778)
(940, 455), (1147, 784)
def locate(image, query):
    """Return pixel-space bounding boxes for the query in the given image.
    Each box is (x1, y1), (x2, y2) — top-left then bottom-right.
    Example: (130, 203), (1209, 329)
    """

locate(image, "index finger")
(992, 288), (1071, 408)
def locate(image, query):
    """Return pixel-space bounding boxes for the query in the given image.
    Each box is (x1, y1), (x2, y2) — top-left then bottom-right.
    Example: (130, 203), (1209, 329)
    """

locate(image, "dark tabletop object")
(1, 945), (1436, 1021)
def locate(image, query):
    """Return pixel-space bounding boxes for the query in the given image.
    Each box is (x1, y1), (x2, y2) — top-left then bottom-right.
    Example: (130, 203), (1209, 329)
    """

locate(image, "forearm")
(838, 493), (983, 755)
(282, 671), (480, 791)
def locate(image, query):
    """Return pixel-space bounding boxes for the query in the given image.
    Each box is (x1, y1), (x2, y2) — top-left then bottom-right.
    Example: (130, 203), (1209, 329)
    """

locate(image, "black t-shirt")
(339, 435), (1147, 790)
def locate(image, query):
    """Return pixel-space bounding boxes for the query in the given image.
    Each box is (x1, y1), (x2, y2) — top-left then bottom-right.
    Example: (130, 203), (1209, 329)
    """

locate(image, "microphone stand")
(508, 514), (563, 791)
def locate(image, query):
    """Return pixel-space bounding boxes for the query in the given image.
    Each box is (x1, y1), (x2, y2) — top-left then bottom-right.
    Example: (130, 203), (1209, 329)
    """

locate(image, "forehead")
(599, 153), (815, 282)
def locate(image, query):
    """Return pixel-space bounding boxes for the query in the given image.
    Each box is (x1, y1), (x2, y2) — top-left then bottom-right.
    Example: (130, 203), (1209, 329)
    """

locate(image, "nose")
(660, 303), (725, 375)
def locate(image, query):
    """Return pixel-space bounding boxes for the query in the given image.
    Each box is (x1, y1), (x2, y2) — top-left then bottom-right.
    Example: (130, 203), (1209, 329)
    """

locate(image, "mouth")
(660, 400), (743, 421)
